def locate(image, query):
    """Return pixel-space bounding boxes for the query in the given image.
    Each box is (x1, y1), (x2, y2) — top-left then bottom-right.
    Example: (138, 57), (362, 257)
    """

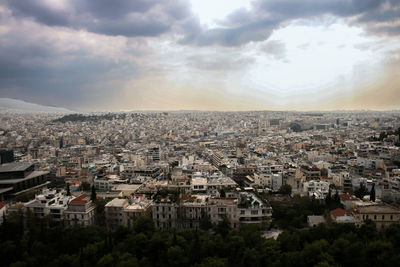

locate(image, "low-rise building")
(64, 194), (96, 226)
(330, 208), (360, 225)
(0, 201), (8, 224)
(339, 193), (359, 210)
(105, 198), (129, 230)
(24, 188), (72, 222)
(307, 215), (326, 227)
(303, 180), (330, 199)
(353, 204), (400, 229)
(123, 197), (152, 228)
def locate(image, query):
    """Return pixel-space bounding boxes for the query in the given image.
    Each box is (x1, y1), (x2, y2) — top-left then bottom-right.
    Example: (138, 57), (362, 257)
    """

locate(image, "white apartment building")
(24, 188), (73, 222)
(303, 180), (330, 199)
(64, 194), (96, 226)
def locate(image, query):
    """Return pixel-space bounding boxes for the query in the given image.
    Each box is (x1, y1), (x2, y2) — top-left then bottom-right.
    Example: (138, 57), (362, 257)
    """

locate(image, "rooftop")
(331, 208), (351, 219)
(105, 198), (128, 207)
(308, 215), (326, 225)
(0, 162), (32, 173)
(70, 194), (90, 205)
(356, 204), (400, 214)
(0, 201), (7, 209)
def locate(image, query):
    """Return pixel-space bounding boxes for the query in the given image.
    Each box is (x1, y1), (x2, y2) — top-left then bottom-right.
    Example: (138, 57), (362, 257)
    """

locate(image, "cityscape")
(1, 0), (400, 267)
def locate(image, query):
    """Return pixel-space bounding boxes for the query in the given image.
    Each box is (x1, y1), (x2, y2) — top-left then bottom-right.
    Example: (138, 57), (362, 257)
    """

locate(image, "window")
(390, 215), (393, 220)
(382, 215), (385, 220)
(374, 215), (377, 220)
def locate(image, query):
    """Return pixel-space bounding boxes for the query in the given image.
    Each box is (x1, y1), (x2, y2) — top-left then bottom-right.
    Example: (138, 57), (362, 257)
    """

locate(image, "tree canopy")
(1, 216), (399, 267)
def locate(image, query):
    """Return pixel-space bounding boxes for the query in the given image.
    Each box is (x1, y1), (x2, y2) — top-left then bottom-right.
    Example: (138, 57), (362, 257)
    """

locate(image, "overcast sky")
(0, 0), (399, 111)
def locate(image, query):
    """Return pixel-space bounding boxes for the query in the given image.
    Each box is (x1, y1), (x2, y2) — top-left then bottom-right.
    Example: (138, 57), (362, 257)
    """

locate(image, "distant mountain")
(0, 98), (73, 113)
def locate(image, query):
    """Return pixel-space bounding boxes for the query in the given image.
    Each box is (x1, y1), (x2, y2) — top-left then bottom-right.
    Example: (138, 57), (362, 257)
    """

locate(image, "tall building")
(0, 150), (14, 164)
(0, 162), (49, 200)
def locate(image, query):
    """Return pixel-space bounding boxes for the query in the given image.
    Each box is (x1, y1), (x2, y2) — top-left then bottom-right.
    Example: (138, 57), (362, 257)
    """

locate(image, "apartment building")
(105, 198), (129, 230)
(24, 188), (72, 222)
(64, 194), (96, 226)
(353, 204), (400, 229)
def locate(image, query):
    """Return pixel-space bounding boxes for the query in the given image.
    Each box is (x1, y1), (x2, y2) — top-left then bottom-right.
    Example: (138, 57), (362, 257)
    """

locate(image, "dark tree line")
(1, 215), (400, 267)
(51, 113), (127, 124)
(269, 195), (342, 229)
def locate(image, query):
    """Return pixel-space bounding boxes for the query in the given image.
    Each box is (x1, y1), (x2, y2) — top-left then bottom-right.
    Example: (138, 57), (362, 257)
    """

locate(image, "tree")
(199, 213), (213, 231)
(133, 216), (155, 235)
(80, 182), (91, 191)
(215, 215), (231, 238)
(290, 123), (302, 132)
(278, 184), (292, 195)
(334, 190), (340, 205)
(66, 183), (71, 196)
(219, 189), (226, 198)
(370, 184), (376, 202)
(90, 185), (97, 201)
(325, 187), (332, 205)
(354, 183), (368, 199)
(379, 131), (388, 141)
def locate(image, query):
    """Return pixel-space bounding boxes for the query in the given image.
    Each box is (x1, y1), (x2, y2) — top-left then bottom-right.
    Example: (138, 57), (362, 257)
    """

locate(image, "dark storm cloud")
(75, 0), (156, 18)
(5, 0), (192, 37)
(0, 19), (142, 109)
(182, 18), (277, 47)
(4, 0), (399, 45)
(6, 0), (70, 26)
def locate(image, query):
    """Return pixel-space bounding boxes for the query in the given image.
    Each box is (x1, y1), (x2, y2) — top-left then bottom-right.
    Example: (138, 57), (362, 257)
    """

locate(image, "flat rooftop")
(0, 171), (48, 184)
(357, 204), (400, 214)
(0, 162), (33, 172)
(105, 198), (128, 207)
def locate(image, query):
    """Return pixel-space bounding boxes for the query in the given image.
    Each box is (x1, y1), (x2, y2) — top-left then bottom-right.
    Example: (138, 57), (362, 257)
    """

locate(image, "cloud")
(260, 40), (287, 60)
(6, 0), (70, 26)
(3, 0), (399, 47)
(185, 0), (400, 46)
(5, 0), (193, 37)
(0, 0), (399, 111)
(187, 54), (255, 71)
(0, 13), (149, 109)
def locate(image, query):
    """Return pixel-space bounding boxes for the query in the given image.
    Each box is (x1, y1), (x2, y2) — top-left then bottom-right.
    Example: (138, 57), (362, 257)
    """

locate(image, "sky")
(0, 0), (399, 111)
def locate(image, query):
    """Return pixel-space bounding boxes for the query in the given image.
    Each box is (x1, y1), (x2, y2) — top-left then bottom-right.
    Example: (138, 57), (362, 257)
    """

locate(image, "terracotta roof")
(0, 201), (8, 209)
(181, 195), (196, 201)
(339, 193), (358, 201)
(70, 194), (89, 205)
(8, 203), (24, 209)
(331, 208), (351, 219)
